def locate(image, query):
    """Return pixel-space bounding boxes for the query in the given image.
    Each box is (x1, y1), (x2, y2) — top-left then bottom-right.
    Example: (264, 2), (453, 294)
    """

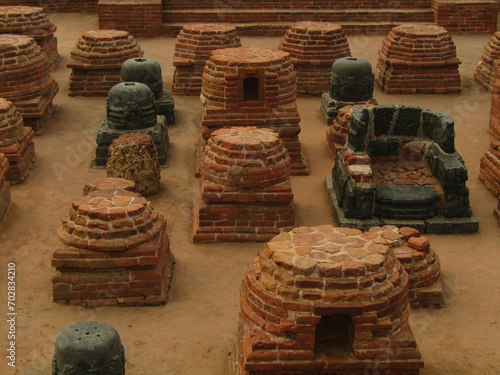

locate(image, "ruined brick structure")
(495, 197), (500, 224)
(278, 22), (351, 96)
(432, 0), (498, 34)
(0, 6), (59, 66)
(327, 105), (478, 233)
(52, 188), (174, 307)
(474, 32), (500, 91)
(107, 133), (161, 197)
(0, 34), (58, 134)
(200, 46), (309, 175)
(0, 153), (11, 228)
(234, 225), (423, 375)
(376, 24), (461, 94)
(487, 61), (500, 141)
(67, 30), (143, 97)
(172, 23), (241, 96)
(0, 99), (35, 184)
(193, 127), (295, 242)
(83, 177), (137, 195)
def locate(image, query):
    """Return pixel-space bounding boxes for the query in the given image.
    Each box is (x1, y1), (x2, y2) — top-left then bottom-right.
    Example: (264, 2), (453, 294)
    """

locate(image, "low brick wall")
(433, 0), (498, 33)
(0, 0), (99, 12)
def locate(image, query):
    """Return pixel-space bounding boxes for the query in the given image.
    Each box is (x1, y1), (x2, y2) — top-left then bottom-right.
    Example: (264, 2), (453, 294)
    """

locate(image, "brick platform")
(234, 225), (423, 375)
(172, 23), (241, 96)
(479, 141), (500, 197)
(0, 99), (35, 184)
(52, 188), (174, 307)
(432, 0), (498, 34)
(200, 46), (309, 175)
(278, 22), (351, 96)
(488, 61), (500, 140)
(193, 127), (295, 242)
(376, 24), (461, 94)
(67, 30), (143, 97)
(98, 0), (163, 38)
(474, 32), (500, 91)
(0, 153), (11, 228)
(0, 6), (59, 66)
(0, 34), (58, 134)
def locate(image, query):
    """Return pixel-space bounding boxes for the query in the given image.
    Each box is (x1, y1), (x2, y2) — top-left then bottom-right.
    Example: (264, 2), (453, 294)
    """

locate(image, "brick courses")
(474, 32), (500, 91)
(0, 1), (99, 13)
(193, 127), (295, 242)
(278, 22), (351, 96)
(488, 61), (500, 140)
(67, 29), (143, 97)
(0, 6), (59, 66)
(375, 24), (461, 94)
(52, 188), (174, 307)
(0, 34), (58, 134)
(200, 46), (309, 175)
(0, 153), (11, 228)
(432, 0), (498, 34)
(0, 99), (35, 184)
(172, 24), (241, 96)
(234, 225), (423, 375)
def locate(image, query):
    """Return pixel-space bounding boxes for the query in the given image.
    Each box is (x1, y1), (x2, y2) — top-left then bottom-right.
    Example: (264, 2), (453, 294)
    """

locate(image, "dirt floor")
(0, 12), (499, 375)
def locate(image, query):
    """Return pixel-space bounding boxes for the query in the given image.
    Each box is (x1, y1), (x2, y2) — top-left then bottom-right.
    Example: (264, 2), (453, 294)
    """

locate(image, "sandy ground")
(0, 12), (499, 375)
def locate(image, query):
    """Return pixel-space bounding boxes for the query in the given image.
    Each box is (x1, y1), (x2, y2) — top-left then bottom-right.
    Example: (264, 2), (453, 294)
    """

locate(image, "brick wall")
(433, 0), (498, 33)
(0, 0), (98, 12)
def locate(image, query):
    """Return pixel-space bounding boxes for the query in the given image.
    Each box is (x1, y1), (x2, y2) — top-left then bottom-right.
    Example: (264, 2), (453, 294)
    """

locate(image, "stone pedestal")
(0, 153), (11, 228)
(0, 34), (58, 134)
(173, 23), (241, 96)
(376, 24), (461, 94)
(279, 22), (351, 96)
(234, 225), (423, 375)
(474, 32), (500, 91)
(52, 188), (174, 307)
(67, 30), (143, 97)
(193, 127), (295, 242)
(107, 133), (161, 197)
(0, 99), (35, 184)
(0, 6), (59, 66)
(53, 322), (125, 375)
(200, 46), (308, 175)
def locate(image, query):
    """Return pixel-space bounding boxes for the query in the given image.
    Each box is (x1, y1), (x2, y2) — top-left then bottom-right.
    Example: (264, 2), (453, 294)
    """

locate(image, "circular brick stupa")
(279, 22), (351, 96)
(0, 6), (59, 66)
(474, 32), (500, 91)
(235, 225), (423, 375)
(193, 127), (295, 242)
(376, 24), (461, 94)
(0, 34), (59, 133)
(67, 29), (143, 97)
(52, 189), (174, 307)
(173, 23), (241, 96)
(201, 46), (308, 175)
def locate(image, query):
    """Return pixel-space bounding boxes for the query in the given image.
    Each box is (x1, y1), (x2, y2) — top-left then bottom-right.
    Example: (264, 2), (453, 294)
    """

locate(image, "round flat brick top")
(393, 24), (448, 37)
(289, 21), (343, 34)
(181, 23), (237, 34)
(0, 99), (24, 148)
(83, 178), (136, 195)
(58, 189), (163, 251)
(0, 6), (55, 36)
(81, 29), (130, 42)
(201, 127), (290, 188)
(256, 225), (404, 302)
(0, 34), (36, 63)
(210, 46), (289, 66)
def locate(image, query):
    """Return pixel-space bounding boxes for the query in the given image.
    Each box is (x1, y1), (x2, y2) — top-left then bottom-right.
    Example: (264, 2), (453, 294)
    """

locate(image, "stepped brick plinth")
(479, 141), (500, 198)
(0, 6), (59, 66)
(0, 34), (58, 134)
(495, 198), (500, 224)
(234, 225), (423, 375)
(52, 188), (174, 307)
(376, 24), (461, 94)
(0, 153), (11, 227)
(488, 61), (500, 140)
(474, 32), (500, 91)
(0, 99), (35, 184)
(67, 29), (143, 97)
(172, 23), (241, 96)
(200, 46), (308, 175)
(107, 133), (161, 197)
(193, 127), (295, 242)
(83, 177), (136, 195)
(279, 22), (351, 96)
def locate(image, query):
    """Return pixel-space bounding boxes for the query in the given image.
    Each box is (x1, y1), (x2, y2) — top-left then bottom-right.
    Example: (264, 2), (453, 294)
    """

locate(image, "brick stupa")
(279, 21), (351, 96)
(0, 99), (35, 184)
(376, 24), (461, 94)
(200, 46), (308, 175)
(0, 5), (59, 66)
(52, 188), (174, 307)
(0, 153), (11, 227)
(193, 127), (295, 242)
(234, 225), (423, 375)
(67, 30), (143, 97)
(0, 34), (59, 133)
(474, 32), (500, 91)
(173, 23), (241, 96)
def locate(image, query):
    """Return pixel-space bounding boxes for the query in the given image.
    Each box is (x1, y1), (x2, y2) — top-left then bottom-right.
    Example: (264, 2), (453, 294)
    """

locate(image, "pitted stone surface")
(0, 6), (59, 65)
(474, 32), (500, 91)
